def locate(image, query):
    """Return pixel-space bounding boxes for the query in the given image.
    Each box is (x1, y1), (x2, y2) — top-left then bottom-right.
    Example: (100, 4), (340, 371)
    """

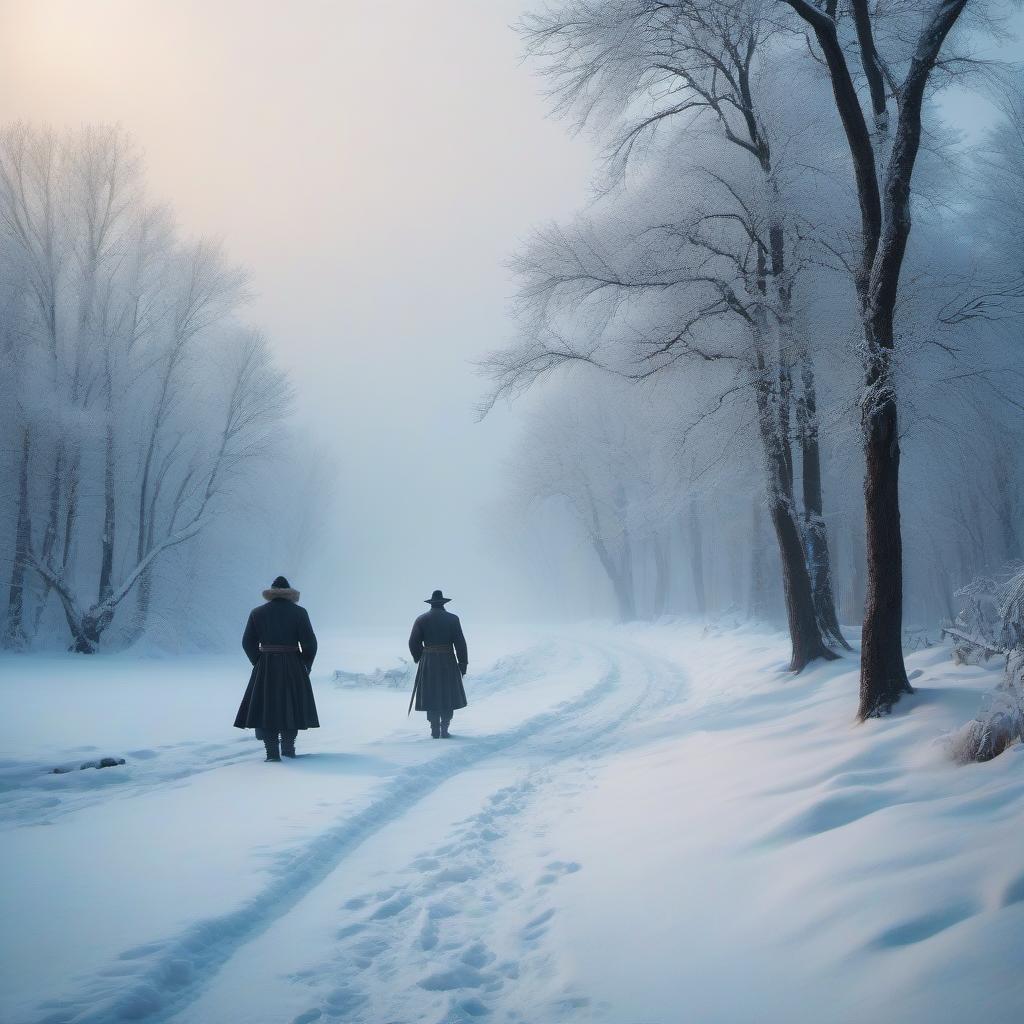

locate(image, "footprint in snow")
(453, 995), (491, 1018)
(548, 859), (581, 873)
(350, 934), (389, 970)
(418, 965), (486, 991)
(431, 864), (479, 885)
(428, 898), (459, 919)
(498, 960), (520, 980)
(326, 983), (367, 1010)
(460, 941), (495, 969)
(353, 935), (388, 956)
(551, 995), (591, 1011)
(538, 860), (581, 884)
(371, 891), (413, 919)
(418, 915), (439, 951)
(522, 907), (556, 943)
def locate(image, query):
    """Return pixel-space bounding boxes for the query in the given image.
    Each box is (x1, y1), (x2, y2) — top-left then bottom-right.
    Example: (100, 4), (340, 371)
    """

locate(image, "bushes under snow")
(947, 567), (1024, 762)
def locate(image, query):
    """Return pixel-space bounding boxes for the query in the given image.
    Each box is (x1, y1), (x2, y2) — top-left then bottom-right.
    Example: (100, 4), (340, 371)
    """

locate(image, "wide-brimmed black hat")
(425, 589), (452, 605)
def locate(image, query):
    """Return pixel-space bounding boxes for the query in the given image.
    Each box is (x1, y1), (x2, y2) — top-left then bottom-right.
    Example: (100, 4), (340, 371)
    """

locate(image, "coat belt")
(259, 644), (301, 653)
(423, 644), (452, 653)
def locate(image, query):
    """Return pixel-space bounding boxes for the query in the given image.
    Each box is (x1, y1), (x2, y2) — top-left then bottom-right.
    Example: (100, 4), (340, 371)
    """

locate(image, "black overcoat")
(234, 591), (320, 731)
(408, 607), (468, 714)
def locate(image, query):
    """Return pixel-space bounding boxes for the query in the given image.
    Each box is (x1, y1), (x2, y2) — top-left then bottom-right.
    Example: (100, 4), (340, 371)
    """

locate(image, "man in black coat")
(235, 576), (320, 761)
(408, 590), (468, 738)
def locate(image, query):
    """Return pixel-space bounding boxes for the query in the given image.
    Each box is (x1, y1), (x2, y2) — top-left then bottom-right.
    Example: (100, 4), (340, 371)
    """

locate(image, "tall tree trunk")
(617, 529), (637, 621)
(754, 375), (837, 673)
(122, 571), (153, 646)
(31, 443), (65, 634)
(3, 428), (32, 649)
(848, 523), (865, 622)
(749, 500), (768, 621)
(54, 598), (100, 655)
(797, 355), (851, 649)
(858, 325), (912, 718)
(781, 0), (967, 715)
(651, 531), (670, 618)
(69, 614), (102, 654)
(61, 449), (80, 572)
(994, 458), (1022, 565)
(931, 541), (956, 624)
(591, 535), (636, 622)
(687, 504), (707, 617)
(97, 417), (116, 640)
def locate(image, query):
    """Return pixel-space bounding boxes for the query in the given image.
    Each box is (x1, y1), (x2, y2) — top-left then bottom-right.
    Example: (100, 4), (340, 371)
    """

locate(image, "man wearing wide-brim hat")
(408, 590), (468, 738)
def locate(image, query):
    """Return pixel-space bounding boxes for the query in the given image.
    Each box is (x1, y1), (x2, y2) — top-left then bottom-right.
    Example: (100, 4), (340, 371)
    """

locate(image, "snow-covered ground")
(1, 622), (1021, 1024)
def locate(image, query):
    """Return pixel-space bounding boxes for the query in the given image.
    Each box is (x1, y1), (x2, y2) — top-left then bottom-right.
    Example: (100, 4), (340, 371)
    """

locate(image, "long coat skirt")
(409, 607), (469, 714)
(234, 592), (320, 731)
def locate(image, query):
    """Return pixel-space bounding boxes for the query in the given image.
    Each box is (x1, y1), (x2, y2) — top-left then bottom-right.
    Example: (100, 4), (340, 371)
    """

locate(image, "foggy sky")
(0, 1), (595, 624)
(0, 1), (1017, 628)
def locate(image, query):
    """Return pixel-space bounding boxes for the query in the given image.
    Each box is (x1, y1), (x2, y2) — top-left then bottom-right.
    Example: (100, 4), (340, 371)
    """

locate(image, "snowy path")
(4, 623), (1023, 1024)
(174, 638), (687, 1024)
(4, 634), (689, 1024)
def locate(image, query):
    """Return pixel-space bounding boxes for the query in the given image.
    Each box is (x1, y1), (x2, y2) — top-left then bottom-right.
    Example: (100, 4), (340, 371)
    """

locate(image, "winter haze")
(2, 3), (1024, 1024)
(0, 0), (595, 628)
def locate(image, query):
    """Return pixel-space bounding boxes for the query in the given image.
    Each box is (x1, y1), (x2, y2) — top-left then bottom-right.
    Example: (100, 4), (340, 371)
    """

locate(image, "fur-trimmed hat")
(264, 576), (300, 602)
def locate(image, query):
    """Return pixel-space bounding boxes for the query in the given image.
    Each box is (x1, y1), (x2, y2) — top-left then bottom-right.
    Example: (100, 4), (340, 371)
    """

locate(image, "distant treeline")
(483, 0), (1024, 719)
(0, 125), (328, 653)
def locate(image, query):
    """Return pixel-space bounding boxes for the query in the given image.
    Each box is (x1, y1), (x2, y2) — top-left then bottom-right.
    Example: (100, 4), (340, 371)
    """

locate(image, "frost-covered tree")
(484, 147), (855, 667)
(482, 0), (874, 669)
(0, 125), (309, 652)
(776, 0), (977, 717)
(486, 0), (1022, 713)
(504, 369), (768, 623)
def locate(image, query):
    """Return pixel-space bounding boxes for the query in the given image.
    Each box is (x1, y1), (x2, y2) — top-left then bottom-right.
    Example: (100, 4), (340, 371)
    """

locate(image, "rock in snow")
(52, 756), (126, 773)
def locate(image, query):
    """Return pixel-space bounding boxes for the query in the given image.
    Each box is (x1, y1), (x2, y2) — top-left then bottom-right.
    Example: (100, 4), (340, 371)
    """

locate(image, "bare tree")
(0, 125), (69, 647)
(778, 0), (971, 716)
(26, 332), (289, 652)
(485, 148), (841, 668)
(513, 385), (642, 621)
(520, 0), (851, 648)
(0, 124), (299, 652)
(130, 239), (246, 634)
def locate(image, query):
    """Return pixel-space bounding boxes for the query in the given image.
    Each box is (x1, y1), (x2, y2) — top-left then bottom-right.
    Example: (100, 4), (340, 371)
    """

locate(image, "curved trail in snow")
(237, 637), (690, 1024)
(25, 636), (689, 1024)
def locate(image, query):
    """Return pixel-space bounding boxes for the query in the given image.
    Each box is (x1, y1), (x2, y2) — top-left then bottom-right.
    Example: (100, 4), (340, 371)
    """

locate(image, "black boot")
(281, 731), (297, 758)
(263, 734), (281, 762)
(429, 714), (440, 739)
(440, 717), (451, 739)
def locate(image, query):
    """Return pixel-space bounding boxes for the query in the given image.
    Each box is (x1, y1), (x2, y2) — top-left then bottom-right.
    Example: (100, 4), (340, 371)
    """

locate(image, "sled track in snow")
(263, 638), (690, 1024)
(26, 639), (688, 1024)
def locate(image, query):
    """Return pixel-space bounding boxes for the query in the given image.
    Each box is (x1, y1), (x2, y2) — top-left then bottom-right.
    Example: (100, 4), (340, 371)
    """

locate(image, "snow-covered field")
(1, 622), (1021, 1024)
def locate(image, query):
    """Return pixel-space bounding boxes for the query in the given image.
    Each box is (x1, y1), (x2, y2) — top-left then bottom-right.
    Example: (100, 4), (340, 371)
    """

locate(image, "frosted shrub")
(949, 567), (1024, 763)
(332, 662), (415, 690)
